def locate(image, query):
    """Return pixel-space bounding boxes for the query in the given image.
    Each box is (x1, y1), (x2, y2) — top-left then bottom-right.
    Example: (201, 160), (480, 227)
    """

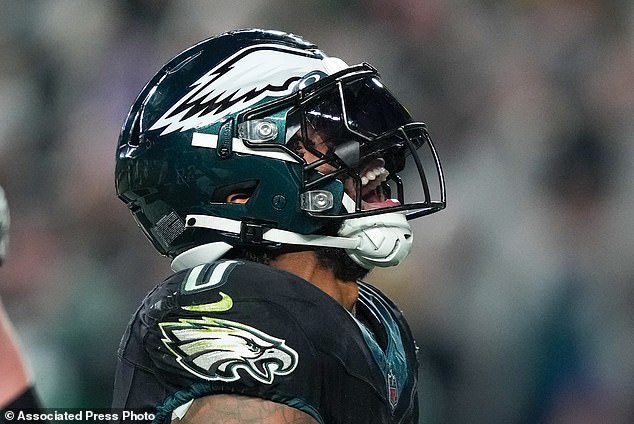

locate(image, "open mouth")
(359, 163), (400, 209)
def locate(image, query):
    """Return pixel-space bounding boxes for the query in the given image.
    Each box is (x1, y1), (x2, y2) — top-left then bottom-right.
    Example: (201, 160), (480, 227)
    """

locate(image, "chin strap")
(174, 212), (413, 271)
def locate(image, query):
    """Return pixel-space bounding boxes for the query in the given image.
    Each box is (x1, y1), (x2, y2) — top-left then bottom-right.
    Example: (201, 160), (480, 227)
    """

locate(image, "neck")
(270, 250), (359, 312)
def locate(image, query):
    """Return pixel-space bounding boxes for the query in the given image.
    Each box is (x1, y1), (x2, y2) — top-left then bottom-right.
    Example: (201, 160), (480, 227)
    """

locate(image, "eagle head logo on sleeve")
(159, 317), (299, 384)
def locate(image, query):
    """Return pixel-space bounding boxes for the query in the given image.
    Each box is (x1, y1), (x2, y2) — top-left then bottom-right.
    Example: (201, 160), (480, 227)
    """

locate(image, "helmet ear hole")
(226, 192), (250, 204)
(211, 180), (258, 203)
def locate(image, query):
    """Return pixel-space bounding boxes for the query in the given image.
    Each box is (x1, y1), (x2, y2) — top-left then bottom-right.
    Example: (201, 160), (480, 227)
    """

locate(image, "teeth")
(361, 167), (389, 187)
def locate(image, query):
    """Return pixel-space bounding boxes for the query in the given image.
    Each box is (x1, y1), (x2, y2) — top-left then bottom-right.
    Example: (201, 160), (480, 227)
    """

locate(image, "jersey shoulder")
(140, 259), (343, 325)
(116, 260), (418, 423)
(126, 260), (356, 421)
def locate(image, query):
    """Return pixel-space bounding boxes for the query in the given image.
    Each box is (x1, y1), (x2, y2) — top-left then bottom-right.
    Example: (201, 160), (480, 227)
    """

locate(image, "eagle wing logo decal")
(159, 317), (299, 384)
(149, 44), (330, 135)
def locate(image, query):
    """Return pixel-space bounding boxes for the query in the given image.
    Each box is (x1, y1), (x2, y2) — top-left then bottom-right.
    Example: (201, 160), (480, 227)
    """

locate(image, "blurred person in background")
(0, 186), (47, 417)
(112, 29), (445, 424)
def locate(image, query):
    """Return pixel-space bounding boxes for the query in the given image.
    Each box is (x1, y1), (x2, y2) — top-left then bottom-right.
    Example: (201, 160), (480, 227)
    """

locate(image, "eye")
(287, 134), (306, 158)
(243, 337), (262, 353)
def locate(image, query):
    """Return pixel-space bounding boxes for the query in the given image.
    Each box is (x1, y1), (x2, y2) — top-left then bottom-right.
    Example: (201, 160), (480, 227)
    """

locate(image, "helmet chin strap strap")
(183, 214), (360, 248)
(171, 214), (357, 272)
(173, 212), (413, 272)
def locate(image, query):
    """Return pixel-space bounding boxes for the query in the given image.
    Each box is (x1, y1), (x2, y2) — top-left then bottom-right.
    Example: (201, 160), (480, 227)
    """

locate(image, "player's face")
(292, 128), (399, 211)
(228, 127), (400, 212)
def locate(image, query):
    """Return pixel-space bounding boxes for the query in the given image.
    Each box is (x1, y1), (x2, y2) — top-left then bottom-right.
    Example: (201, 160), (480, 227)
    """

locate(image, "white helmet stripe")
(192, 132), (298, 163)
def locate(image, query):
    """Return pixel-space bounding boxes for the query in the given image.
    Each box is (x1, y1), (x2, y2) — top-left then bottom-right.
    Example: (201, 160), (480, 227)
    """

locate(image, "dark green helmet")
(115, 29), (445, 266)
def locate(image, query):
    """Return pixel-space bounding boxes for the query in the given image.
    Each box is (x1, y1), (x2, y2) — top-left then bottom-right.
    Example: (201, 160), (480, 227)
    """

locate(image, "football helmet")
(0, 185), (9, 265)
(115, 29), (445, 270)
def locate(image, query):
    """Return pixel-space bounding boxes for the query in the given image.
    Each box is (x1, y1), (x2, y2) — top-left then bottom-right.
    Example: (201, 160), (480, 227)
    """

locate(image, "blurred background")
(0, 0), (633, 422)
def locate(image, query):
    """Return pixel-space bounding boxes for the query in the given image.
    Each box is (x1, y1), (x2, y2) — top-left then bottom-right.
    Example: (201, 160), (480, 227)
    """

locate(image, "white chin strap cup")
(338, 212), (413, 269)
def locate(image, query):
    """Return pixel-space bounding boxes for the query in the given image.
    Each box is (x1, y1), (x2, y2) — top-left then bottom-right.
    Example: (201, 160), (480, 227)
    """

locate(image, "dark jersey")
(112, 260), (419, 424)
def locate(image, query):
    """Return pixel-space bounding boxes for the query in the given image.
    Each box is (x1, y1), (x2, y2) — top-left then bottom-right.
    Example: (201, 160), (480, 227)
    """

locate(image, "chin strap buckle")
(240, 221), (265, 244)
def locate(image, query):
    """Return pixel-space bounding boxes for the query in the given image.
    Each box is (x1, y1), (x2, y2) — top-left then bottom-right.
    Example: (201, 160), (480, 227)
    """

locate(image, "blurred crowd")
(0, 1), (632, 423)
